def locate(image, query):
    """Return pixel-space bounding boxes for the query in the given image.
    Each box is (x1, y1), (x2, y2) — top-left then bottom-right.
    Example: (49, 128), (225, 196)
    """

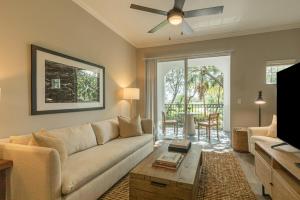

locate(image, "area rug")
(99, 152), (256, 200)
(197, 152), (256, 200)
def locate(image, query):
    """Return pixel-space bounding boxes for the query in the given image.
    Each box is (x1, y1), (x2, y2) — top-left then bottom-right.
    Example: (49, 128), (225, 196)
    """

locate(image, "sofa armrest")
(0, 143), (61, 200)
(141, 119), (153, 134)
(247, 126), (269, 137)
(247, 126), (270, 154)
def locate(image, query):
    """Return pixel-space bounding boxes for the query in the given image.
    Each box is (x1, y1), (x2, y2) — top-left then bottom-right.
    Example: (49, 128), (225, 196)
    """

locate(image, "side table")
(0, 160), (13, 200)
(232, 127), (249, 152)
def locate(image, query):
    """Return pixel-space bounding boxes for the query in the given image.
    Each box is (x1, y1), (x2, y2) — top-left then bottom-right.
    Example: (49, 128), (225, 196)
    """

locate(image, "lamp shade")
(123, 88), (140, 100)
(255, 91), (266, 105)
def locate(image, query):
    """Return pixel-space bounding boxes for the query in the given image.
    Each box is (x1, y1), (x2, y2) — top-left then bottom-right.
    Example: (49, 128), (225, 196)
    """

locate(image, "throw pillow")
(9, 135), (32, 145)
(91, 119), (119, 145)
(28, 137), (38, 146)
(32, 130), (68, 163)
(267, 115), (277, 138)
(141, 119), (152, 134)
(118, 115), (143, 138)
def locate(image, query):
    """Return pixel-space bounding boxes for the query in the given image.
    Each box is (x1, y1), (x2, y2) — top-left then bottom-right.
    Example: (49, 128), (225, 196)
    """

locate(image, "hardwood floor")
(234, 152), (271, 200)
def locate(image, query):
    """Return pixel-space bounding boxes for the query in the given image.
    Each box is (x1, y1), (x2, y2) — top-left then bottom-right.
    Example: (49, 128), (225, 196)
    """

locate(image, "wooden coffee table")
(129, 143), (202, 200)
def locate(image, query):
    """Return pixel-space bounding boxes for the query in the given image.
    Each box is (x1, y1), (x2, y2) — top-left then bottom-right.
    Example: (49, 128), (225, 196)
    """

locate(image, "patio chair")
(197, 113), (219, 141)
(162, 111), (178, 135)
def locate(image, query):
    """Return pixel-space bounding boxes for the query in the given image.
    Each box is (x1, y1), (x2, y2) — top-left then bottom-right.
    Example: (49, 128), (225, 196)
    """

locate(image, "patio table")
(179, 112), (198, 137)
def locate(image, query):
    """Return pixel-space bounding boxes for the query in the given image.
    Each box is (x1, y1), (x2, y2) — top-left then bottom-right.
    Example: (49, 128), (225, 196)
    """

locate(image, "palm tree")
(188, 66), (223, 117)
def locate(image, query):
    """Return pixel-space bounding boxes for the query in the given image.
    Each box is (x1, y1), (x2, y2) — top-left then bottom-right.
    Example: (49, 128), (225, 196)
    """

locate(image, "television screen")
(277, 63), (300, 149)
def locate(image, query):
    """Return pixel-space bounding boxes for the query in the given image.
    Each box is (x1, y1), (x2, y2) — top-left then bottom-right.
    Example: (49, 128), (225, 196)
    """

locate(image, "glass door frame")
(157, 53), (230, 139)
(157, 58), (189, 138)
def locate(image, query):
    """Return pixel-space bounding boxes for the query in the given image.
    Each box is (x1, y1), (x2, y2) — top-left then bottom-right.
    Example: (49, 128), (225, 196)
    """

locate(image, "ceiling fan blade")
(182, 20), (193, 35)
(130, 4), (167, 16)
(184, 6), (224, 18)
(174, 0), (186, 10)
(148, 20), (169, 33)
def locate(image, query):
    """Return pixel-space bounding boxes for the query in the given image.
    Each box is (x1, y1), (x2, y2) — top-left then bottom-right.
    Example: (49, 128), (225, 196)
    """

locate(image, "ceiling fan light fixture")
(168, 14), (183, 25)
(167, 10), (183, 25)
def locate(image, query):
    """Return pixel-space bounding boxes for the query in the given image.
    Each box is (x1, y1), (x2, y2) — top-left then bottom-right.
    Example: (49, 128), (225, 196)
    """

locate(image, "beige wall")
(137, 28), (300, 130)
(0, 0), (136, 138)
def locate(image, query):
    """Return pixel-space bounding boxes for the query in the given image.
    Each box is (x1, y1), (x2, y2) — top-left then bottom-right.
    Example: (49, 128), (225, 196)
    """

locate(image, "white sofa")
(247, 115), (281, 154)
(247, 126), (281, 154)
(0, 118), (154, 200)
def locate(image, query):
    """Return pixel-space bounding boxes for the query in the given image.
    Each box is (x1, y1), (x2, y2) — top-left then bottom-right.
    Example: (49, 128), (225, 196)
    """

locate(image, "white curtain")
(145, 59), (158, 139)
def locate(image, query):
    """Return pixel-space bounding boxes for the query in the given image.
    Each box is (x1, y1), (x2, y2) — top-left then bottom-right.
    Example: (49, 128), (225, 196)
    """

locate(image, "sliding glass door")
(187, 58), (225, 132)
(156, 56), (229, 140)
(157, 60), (185, 138)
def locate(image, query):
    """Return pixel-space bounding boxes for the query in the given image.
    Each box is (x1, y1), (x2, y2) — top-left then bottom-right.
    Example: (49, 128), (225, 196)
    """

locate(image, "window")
(266, 60), (295, 84)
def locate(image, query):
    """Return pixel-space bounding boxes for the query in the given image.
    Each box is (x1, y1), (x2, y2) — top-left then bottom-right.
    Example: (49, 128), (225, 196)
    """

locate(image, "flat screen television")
(277, 62), (300, 150)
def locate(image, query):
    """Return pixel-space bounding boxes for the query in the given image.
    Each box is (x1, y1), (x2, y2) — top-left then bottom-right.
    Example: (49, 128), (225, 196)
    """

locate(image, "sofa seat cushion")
(250, 136), (281, 144)
(61, 134), (153, 195)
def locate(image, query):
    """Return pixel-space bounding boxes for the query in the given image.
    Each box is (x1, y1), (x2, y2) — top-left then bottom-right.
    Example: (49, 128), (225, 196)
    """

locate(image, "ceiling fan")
(130, 0), (224, 34)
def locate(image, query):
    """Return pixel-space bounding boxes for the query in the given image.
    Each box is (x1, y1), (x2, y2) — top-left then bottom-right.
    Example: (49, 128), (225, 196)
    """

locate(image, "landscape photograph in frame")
(31, 45), (105, 115)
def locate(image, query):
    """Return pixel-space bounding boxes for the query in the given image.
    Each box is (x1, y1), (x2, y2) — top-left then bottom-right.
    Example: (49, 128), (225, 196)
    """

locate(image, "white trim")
(266, 59), (296, 66)
(184, 59), (188, 139)
(72, 0), (136, 47)
(144, 50), (233, 61)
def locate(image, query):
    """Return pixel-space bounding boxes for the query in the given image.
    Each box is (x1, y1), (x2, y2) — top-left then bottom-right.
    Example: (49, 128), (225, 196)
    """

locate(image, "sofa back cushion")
(91, 118), (119, 145)
(48, 123), (97, 155)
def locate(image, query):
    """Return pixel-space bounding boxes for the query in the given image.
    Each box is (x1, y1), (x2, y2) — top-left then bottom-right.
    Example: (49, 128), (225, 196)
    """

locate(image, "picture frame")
(31, 45), (105, 115)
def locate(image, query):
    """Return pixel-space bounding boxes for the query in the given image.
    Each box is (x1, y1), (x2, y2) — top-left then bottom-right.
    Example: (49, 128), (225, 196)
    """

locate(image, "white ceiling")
(73, 0), (300, 48)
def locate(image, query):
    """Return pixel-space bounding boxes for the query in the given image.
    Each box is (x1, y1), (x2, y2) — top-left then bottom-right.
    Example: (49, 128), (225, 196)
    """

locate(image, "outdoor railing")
(164, 103), (224, 128)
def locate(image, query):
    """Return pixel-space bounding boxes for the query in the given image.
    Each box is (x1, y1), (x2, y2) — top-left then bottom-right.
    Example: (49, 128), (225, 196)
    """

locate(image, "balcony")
(164, 103), (224, 127)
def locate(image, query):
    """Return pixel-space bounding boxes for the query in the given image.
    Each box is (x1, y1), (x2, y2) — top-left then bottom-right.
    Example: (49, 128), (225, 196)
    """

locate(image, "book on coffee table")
(168, 139), (191, 153)
(152, 152), (184, 170)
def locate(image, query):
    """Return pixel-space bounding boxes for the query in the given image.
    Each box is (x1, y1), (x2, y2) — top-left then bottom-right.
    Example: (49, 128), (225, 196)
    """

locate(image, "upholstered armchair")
(247, 115), (281, 154)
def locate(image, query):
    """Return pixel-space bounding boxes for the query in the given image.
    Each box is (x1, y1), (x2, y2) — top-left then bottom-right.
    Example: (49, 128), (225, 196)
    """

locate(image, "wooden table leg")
(0, 171), (6, 200)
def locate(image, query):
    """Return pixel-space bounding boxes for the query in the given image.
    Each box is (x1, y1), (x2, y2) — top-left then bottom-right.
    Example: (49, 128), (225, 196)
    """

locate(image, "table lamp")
(254, 90), (266, 127)
(123, 88), (140, 118)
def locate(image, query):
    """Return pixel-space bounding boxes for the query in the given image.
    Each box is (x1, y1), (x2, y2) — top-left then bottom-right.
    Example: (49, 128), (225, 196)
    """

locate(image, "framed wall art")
(31, 45), (105, 115)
